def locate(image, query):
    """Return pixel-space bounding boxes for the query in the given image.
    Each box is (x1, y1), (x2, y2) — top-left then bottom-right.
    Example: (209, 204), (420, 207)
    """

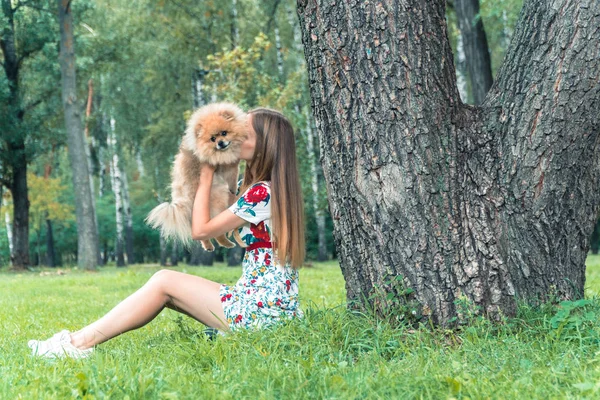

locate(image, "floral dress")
(218, 180), (303, 333)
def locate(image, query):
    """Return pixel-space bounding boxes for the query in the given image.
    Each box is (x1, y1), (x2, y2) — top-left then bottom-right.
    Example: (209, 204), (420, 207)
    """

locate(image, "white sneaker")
(28, 330), (94, 359)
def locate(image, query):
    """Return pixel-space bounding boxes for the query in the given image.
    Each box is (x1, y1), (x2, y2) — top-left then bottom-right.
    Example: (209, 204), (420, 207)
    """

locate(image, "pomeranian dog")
(146, 102), (248, 251)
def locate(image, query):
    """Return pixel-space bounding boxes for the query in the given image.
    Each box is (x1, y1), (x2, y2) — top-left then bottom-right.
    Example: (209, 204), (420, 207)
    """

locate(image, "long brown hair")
(240, 107), (305, 269)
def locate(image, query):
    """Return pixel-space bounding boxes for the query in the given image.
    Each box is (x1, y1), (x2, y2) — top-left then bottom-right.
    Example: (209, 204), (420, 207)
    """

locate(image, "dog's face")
(183, 103), (248, 165)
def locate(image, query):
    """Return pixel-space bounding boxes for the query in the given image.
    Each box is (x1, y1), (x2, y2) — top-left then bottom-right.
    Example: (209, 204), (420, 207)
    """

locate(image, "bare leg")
(69, 270), (229, 349)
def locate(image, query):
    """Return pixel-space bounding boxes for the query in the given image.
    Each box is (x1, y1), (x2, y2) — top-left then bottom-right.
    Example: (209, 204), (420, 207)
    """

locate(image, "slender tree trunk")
(102, 240), (108, 265)
(3, 196), (13, 261)
(159, 232), (167, 266)
(274, 22), (284, 80)
(306, 115), (328, 261)
(454, 0), (493, 104)
(455, 30), (469, 103)
(121, 167), (135, 264)
(190, 245), (214, 266)
(57, 0), (99, 270)
(45, 216), (56, 267)
(171, 241), (178, 266)
(298, 0), (600, 325)
(135, 149), (145, 179)
(590, 220), (600, 255)
(108, 118), (125, 267)
(230, 0), (239, 49)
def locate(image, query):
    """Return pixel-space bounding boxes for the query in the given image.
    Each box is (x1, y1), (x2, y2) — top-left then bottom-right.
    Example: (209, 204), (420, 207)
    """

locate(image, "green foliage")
(27, 172), (75, 231)
(358, 273), (423, 327)
(550, 299), (597, 339)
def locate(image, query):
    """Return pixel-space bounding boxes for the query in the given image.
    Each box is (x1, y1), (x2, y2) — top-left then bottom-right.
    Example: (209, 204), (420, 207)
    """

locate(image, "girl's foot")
(28, 330), (94, 359)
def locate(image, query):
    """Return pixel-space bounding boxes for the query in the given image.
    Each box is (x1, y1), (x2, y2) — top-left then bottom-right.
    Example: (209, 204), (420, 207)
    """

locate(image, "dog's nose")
(218, 140), (224, 147)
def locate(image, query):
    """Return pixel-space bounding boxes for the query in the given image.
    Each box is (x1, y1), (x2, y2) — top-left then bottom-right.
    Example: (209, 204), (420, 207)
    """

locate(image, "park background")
(2, 0), (599, 269)
(2, 0), (600, 398)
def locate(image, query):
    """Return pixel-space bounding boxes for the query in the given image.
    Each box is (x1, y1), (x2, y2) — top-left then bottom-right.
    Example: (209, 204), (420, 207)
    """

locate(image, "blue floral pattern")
(219, 181), (303, 332)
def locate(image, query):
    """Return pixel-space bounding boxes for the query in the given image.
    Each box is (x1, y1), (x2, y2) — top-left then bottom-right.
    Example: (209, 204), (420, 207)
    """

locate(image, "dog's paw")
(219, 240), (236, 249)
(200, 241), (215, 252)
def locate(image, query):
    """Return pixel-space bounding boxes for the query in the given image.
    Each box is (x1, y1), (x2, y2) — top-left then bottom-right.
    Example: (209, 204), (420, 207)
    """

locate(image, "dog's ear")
(219, 110), (234, 120)
(194, 121), (203, 134)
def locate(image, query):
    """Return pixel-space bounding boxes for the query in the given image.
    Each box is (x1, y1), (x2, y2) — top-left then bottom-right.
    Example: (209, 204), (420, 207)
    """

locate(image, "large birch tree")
(297, 0), (600, 325)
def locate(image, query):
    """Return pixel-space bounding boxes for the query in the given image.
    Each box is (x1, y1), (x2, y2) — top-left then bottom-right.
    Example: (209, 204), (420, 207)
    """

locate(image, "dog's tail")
(145, 202), (193, 245)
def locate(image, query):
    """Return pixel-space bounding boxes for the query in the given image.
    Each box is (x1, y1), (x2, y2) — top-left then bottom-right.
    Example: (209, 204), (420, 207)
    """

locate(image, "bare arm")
(191, 165), (246, 241)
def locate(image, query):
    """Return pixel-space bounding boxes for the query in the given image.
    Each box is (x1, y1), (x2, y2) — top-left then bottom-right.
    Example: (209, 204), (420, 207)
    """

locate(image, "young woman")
(28, 108), (306, 359)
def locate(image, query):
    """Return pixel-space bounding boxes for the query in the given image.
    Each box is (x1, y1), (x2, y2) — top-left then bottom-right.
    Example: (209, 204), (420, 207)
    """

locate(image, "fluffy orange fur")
(146, 102), (248, 251)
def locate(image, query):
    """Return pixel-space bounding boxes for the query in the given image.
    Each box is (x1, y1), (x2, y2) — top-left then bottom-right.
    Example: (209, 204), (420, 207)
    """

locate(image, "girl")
(28, 108), (306, 359)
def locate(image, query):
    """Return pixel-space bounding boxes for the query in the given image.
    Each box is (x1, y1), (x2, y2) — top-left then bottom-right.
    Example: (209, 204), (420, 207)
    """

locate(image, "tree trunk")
(227, 247), (244, 266)
(454, 0), (493, 105)
(102, 240), (109, 265)
(58, 0), (99, 270)
(1, 0), (27, 269)
(306, 115), (328, 261)
(297, 0), (600, 325)
(274, 22), (284, 80)
(108, 118), (126, 267)
(10, 157), (29, 268)
(590, 219), (600, 255)
(455, 29), (469, 103)
(171, 241), (178, 266)
(3, 195), (14, 261)
(230, 0), (239, 49)
(46, 217), (56, 267)
(121, 167), (135, 264)
(159, 234), (167, 266)
(189, 244), (214, 266)
(83, 78), (102, 265)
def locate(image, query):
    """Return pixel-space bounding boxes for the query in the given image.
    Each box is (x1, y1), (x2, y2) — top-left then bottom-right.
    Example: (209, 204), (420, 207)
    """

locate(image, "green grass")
(2, 257), (600, 399)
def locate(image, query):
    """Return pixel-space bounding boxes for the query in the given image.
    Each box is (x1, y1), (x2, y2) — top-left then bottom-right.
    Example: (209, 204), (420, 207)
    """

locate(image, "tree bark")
(1, 0), (29, 269)
(57, 0), (99, 270)
(10, 156), (29, 268)
(297, 0), (600, 325)
(454, 0), (493, 105)
(108, 118), (125, 267)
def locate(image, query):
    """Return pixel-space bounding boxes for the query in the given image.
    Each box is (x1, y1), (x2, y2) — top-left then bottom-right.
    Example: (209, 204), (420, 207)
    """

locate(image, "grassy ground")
(2, 257), (600, 399)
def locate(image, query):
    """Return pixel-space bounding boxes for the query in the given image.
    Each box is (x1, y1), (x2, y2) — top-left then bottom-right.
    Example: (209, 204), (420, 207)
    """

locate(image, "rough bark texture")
(10, 159), (29, 268)
(455, 0), (493, 104)
(58, 0), (100, 270)
(297, 0), (600, 325)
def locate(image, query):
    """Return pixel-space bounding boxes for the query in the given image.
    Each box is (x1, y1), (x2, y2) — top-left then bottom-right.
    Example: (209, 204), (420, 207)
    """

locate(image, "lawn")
(2, 256), (600, 399)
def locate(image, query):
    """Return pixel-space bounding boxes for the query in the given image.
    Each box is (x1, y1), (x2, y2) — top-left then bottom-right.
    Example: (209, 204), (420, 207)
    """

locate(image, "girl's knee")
(148, 269), (175, 289)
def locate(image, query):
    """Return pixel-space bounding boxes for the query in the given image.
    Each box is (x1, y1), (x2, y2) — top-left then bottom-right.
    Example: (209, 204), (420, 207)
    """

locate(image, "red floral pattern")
(229, 181), (272, 247)
(250, 221), (271, 242)
(244, 184), (269, 203)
